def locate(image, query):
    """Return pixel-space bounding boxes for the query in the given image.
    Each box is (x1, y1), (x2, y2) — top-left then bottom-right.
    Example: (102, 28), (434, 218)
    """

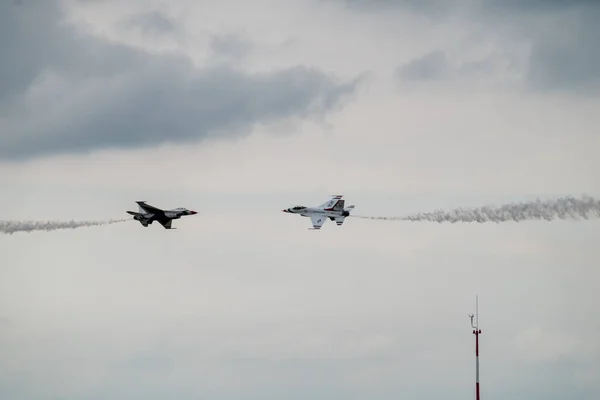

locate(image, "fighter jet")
(282, 195), (355, 230)
(126, 201), (197, 229)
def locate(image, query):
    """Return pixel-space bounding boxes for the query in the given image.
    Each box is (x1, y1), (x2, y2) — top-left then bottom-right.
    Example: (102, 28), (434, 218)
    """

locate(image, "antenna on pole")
(469, 295), (479, 329)
(469, 295), (482, 400)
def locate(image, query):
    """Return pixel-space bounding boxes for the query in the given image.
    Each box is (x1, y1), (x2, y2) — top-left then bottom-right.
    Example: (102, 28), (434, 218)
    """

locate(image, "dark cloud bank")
(0, 1), (360, 161)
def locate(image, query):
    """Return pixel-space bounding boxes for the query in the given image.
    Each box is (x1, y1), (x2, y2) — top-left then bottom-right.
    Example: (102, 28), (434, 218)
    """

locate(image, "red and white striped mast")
(469, 295), (482, 400)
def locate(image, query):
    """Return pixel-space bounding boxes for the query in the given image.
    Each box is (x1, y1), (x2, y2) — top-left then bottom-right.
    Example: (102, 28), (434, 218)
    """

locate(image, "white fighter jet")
(126, 201), (197, 229)
(282, 195), (355, 230)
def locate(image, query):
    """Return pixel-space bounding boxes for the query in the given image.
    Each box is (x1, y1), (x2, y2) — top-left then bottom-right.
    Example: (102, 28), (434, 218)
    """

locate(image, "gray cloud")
(209, 34), (254, 62)
(396, 51), (450, 81)
(334, 0), (598, 15)
(479, 0), (600, 14)
(525, 7), (600, 93)
(335, 0), (600, 93)
(480, 0), (600, 92)
(328, 0), (459, 17)
(396, 50), (500, 84)
(123, 11), (177, 36)
(0, 2), (59, 106)
(0, 1), (360, 161)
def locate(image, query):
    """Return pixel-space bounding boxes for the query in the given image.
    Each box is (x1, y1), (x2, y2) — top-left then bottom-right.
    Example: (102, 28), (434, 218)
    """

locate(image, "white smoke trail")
(0, 219), (129, 235)
(353, 195), (600, 223)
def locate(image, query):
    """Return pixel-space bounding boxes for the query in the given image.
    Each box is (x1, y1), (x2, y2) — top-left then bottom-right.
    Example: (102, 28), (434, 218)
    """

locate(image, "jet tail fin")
(318, 195), (342, 209)
(126, 211), (139, 216)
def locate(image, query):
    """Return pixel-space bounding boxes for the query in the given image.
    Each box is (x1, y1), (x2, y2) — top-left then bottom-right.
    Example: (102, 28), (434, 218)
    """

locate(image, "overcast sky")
(1, 0), (599, 399)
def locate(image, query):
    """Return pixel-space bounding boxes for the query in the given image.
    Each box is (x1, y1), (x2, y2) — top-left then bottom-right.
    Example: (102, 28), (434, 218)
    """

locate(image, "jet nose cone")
(282, 209), (289, 213)
(190, 211), (197, 215)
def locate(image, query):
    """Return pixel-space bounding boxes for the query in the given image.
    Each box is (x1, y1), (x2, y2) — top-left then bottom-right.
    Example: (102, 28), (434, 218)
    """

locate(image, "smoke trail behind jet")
(0, 219), (129, 235)
(354, 196), (600, 223)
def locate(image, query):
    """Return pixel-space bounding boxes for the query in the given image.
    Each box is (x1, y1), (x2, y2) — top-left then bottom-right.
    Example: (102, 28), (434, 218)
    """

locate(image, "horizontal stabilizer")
(334, 216), (346, 226)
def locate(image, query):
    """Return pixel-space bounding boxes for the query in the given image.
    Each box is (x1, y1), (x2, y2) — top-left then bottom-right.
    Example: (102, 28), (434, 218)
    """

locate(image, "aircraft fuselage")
(298, 208), (350, 218)
(282, 196), (355, 229)
(127, 201), (197, 229)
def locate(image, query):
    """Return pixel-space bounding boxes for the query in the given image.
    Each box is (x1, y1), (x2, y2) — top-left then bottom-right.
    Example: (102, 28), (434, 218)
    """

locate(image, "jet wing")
(158, 219), (175, 229)
(309, 215), (326, 230)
